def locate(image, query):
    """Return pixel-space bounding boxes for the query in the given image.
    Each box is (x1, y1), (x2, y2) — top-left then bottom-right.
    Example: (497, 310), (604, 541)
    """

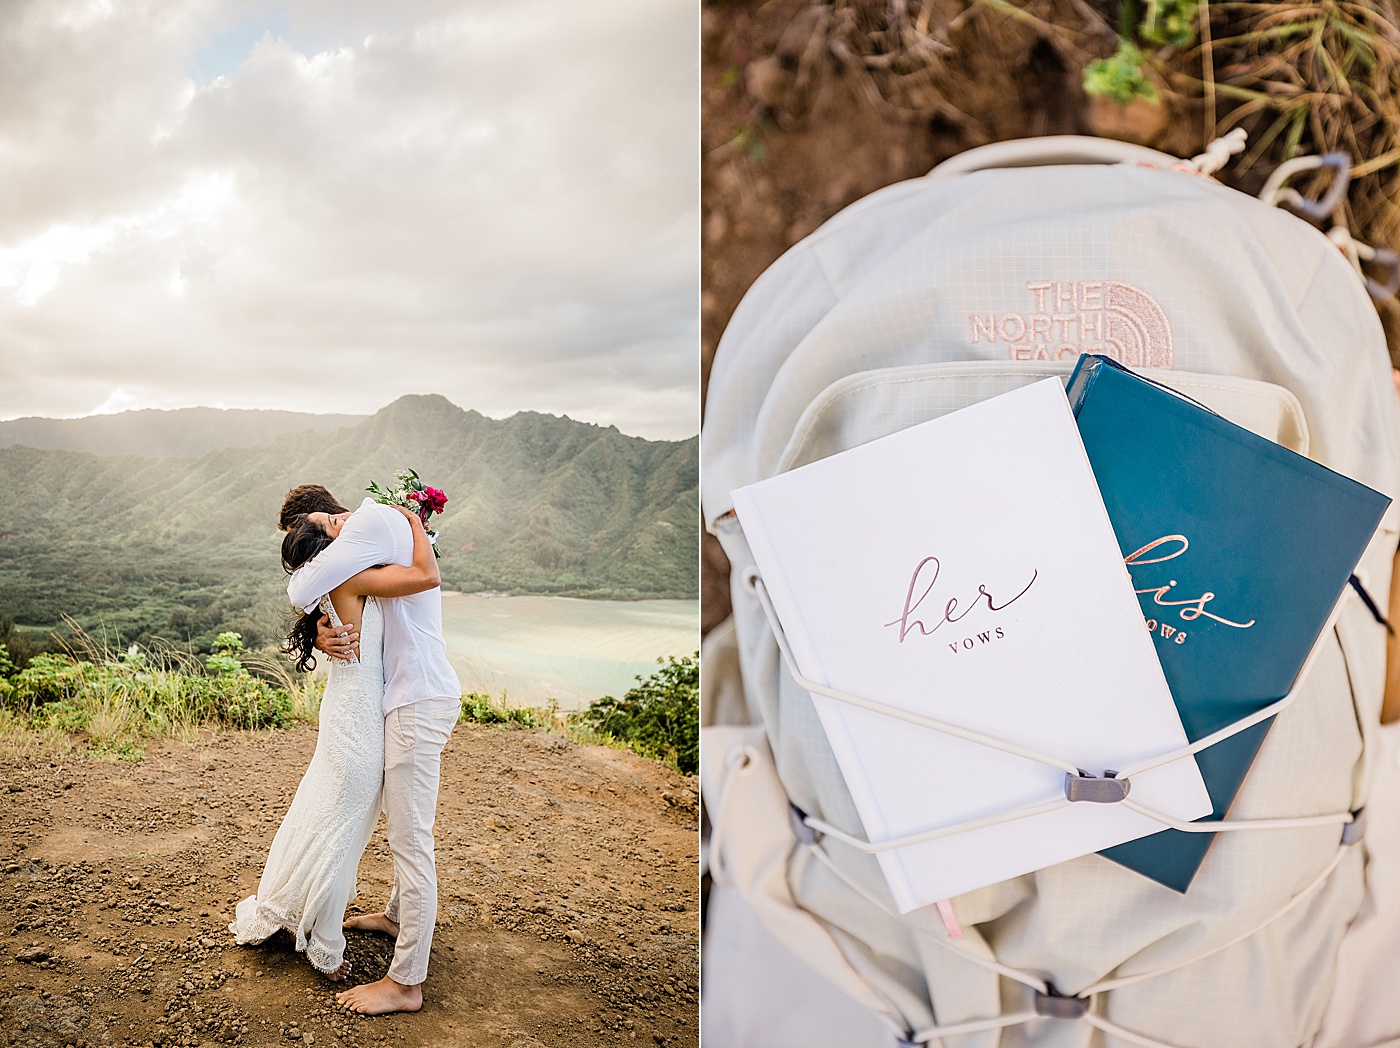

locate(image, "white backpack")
(700, 135), (1400, 1048)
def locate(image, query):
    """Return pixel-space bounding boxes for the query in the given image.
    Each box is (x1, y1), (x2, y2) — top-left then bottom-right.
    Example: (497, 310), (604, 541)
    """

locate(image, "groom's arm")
(347, 506), (440, 596)
(286, 502), (410, 612)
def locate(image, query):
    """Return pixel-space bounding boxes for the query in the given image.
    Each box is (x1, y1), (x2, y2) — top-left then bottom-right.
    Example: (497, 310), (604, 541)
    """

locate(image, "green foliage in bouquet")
(573, 653), (698, 775)
(367, 467), (448, 559)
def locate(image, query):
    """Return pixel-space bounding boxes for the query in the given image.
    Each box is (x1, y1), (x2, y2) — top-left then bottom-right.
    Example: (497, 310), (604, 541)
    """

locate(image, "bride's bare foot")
(343, 912), (399, 938)
(324, 959), (352, 982)
(335, 975), (422, 1015)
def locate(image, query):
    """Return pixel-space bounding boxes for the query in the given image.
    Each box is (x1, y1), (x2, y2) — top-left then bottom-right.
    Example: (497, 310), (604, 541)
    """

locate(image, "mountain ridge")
(0, 406), (369, 459)
(0, 397), (697, 652)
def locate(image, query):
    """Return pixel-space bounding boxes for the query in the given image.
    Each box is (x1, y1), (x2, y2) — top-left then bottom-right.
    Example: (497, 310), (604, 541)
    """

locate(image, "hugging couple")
(227, 484), (462, 1016)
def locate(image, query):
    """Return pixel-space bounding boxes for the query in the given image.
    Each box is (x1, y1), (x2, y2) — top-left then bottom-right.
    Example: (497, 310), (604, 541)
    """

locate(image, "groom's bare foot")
(336, 975), (422, 1015)
(343, 912), (399, 938)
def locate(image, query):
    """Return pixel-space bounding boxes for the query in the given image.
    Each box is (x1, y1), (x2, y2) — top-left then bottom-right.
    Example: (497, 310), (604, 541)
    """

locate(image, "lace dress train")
(229, 597), (385, 974)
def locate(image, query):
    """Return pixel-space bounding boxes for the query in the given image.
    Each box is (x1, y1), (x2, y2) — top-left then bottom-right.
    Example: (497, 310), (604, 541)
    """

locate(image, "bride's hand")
(389, 504), (427, 531)
(315, 615), (360, 662)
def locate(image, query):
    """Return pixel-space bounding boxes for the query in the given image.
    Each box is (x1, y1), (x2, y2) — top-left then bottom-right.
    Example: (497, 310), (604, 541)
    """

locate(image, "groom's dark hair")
(278, 484), (348, 531)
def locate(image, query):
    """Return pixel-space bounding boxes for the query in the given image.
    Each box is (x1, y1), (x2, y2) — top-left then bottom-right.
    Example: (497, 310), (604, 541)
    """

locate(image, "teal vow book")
(1067, 354), (1391, 892)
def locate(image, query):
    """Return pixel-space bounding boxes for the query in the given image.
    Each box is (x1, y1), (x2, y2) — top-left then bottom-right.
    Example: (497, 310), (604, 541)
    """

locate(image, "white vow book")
(732, 379), (1212, 912)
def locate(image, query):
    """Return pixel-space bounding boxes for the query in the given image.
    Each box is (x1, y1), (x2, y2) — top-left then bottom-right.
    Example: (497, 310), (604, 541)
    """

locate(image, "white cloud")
(51, 0), (116, 32)
(93, 386), (145, 415)
(0, 169), (234, 305)
(0, 0), (698, 439)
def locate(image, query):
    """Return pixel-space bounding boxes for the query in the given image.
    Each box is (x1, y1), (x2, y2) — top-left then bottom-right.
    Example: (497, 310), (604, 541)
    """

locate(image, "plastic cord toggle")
(1342, 808), (1367, 846)
(1035, 988), (1089, 1019)
(788, 802), (819, 846)
(1064, 770), (1130, 803)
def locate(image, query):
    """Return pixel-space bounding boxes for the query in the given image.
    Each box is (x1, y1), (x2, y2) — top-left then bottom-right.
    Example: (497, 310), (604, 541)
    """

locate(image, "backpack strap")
(925, 135), (1181, 182)
(926, 130), (1250, 184)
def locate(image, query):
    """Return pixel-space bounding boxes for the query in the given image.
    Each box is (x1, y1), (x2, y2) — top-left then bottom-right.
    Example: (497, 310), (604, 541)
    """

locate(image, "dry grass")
(85, 696), (135, 751)
(1195, 2), (1400, 250)
(0, 706), (75, 757)
(0, 619), (324, 759)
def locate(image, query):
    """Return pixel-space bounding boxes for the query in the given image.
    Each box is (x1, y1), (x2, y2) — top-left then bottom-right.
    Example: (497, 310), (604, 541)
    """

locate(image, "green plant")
(213, 631), (244, 653)
(212, 677), (293, 730)
(1140, 0), (1198, 49)
(1084, 40), (1159, 105)
(459, 692), (542, 729)
(84, 697), (143, 760)
(9, 653), (90, 710)
(205, 631), (247, 677)
(1084, 0), (1199, 106)
(572, 653), (698, 775)
(118, 646), (148, 672)
(286, 676), (323, 722)
(0, 627), (299, 746)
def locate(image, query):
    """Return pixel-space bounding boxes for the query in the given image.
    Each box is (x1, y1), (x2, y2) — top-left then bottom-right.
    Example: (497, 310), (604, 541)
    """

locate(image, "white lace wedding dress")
(229, 596), (385, 974)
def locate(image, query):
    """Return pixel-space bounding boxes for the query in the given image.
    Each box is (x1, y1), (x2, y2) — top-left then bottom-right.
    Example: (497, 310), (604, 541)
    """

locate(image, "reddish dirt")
(0, 723), (699, 1048)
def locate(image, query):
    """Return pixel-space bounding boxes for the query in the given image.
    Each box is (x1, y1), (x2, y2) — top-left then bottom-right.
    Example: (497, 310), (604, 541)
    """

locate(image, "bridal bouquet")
(366, 467), (448, 558)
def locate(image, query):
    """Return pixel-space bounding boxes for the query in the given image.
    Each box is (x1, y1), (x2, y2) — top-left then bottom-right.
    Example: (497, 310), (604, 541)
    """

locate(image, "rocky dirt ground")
(0, 723), (699, 1048)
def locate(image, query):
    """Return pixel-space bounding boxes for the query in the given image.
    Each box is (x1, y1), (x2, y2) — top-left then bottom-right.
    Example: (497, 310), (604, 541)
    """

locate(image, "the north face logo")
(967, 281), (1174, 369)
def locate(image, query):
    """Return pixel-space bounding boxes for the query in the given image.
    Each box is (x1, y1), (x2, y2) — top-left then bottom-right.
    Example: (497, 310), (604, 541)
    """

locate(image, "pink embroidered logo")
(967, 280), (1174, 369)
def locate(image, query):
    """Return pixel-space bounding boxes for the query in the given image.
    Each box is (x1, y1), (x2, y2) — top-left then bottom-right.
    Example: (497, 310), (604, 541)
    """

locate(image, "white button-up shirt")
(287, 497), (460, 716)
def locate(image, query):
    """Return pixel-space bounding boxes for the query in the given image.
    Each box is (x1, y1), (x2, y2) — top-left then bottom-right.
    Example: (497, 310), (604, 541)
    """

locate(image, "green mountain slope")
(0, 407), (366, 458)
(0, 396), (697, 652)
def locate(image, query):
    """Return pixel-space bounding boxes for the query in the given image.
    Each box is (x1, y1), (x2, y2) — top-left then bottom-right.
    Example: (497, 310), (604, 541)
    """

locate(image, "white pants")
(381, 695), (459, 985)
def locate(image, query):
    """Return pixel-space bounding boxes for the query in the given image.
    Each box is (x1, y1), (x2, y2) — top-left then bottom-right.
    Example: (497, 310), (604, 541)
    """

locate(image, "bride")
(229, 504), (438, 979)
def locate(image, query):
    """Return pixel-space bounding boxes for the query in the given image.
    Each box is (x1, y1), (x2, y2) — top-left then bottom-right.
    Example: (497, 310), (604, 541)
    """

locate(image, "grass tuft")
(0, 625), (323, 757)
(459, 692), (547, 730)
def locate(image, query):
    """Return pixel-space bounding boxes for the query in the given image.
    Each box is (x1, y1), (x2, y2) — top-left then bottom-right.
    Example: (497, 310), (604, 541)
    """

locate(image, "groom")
(278, 484), (461, 1015)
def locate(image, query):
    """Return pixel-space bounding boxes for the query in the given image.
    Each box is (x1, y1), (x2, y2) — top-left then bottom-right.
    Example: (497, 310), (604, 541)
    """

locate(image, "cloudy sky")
(0, 0), (697, 440)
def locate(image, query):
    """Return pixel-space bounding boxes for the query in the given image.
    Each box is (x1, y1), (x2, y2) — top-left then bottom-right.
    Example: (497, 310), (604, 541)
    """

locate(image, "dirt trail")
(0, 723), (699, 1047)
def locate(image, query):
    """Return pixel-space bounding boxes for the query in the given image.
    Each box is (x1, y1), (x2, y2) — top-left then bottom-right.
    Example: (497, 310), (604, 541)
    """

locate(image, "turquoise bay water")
(438, 594), (699, 710)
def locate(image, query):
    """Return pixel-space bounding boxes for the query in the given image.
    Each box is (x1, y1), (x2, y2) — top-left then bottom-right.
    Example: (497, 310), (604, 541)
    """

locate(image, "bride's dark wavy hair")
(279, 514), (336, 673)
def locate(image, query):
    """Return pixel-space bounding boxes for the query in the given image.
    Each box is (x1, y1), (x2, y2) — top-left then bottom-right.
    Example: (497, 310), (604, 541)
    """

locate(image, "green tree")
(577, 653), (698, 775)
